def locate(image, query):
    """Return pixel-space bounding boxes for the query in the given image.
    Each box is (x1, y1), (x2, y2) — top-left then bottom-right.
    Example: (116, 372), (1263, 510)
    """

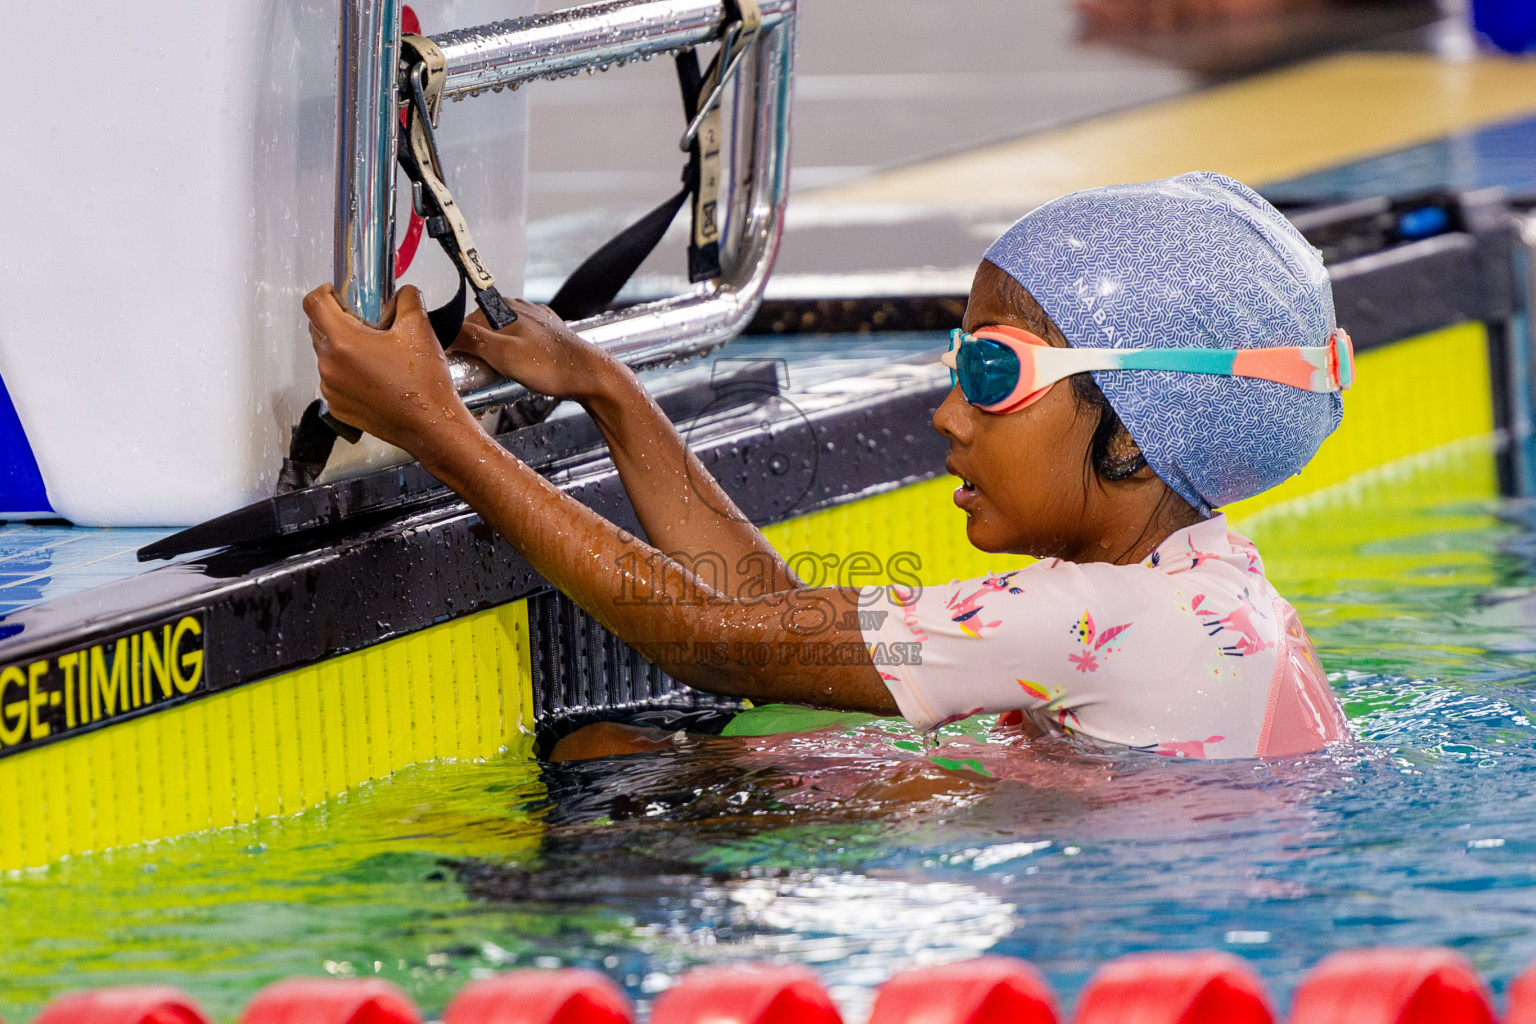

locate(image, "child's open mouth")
(946, 459), (979, 509)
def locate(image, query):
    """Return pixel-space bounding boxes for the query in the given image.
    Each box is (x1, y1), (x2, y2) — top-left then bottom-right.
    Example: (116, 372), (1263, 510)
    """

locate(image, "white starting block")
(0, 0), (531, 525)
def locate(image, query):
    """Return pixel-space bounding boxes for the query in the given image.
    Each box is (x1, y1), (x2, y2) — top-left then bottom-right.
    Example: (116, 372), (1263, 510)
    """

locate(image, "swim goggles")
(941, 324), (1355, 414)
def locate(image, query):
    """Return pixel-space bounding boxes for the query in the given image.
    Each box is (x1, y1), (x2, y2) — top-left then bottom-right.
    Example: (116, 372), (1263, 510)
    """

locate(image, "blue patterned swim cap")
(983, 171), (1343, 516)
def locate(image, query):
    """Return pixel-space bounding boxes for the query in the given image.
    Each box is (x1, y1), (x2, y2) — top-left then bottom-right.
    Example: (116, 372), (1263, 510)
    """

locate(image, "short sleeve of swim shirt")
(860, 515), (1348, 759)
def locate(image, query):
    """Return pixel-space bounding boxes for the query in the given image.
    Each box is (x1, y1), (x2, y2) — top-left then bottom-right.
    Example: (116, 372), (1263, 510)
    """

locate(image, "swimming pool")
(3, 439), (1533, 1021)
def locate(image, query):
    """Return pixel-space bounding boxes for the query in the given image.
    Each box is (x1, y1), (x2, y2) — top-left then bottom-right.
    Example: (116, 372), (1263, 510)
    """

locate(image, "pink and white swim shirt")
(860, 515), (1348, 759)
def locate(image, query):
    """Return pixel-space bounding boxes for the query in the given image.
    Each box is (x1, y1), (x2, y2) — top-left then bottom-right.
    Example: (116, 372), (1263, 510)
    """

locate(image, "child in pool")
(304, 171), (1350, 761)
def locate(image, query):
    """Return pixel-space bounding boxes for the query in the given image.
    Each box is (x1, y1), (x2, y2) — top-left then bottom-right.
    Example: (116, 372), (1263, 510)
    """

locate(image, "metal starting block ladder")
(333, 0), (796, 416)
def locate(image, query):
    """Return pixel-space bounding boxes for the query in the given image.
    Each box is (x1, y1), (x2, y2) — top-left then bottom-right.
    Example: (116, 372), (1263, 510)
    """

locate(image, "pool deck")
(548, 50), (1536, 317)
(806, 53), (1536, 212)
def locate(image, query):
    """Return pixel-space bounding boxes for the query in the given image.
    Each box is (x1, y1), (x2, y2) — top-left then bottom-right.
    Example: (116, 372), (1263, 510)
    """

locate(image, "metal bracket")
(332, 0), (796, 418)
(680, 0), (762, 151)
(396, 34), (517, 330)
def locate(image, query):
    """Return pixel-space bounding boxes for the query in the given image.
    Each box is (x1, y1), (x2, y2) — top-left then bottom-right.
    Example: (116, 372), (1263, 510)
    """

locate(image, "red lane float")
(30, 947), (1536, 1024)
(651, 966), (842, 1024)
(868, 956), (1058, 1024)
(1073, 951), (1275, 1024)
(239, 979), (420, 1024)
(1291, 948), (1495, 1024)
(445, 970), (633, 1024)
(1505, 959), (1536, 1024)
(34, 987), (210, 1024)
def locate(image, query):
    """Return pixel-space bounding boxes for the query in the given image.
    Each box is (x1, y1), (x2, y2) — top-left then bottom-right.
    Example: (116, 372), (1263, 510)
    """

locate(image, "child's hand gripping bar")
(317, 35), (519, 445)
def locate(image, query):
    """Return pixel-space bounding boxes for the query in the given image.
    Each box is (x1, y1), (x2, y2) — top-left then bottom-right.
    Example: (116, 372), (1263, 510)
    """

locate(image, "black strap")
(679, 47), (705, 130)
(276, 399), (342, 494)
(546, 48), (720, 322)
(428, 272), (469, 350)
(549, 186), (691, 321)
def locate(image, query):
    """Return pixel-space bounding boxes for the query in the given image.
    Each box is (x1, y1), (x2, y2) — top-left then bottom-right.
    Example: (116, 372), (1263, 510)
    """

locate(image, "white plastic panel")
(0, 0), (529, 525)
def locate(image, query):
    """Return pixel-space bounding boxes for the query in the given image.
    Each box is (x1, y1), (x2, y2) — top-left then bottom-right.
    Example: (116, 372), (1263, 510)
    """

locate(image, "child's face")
(933, 262), (1109, 560)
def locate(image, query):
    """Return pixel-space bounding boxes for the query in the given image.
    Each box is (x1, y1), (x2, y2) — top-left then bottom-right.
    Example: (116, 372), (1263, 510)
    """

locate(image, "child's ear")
(1105, 425), (1143, 465)
(1100, 424), (1150, 482)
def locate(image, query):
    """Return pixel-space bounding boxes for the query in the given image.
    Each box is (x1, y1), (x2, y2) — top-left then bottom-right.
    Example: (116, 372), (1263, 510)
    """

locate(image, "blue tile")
(0, 525), (172, 615)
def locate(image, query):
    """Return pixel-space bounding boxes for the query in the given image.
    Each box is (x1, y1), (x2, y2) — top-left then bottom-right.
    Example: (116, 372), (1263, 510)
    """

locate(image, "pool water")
(5, 445), (1536, 1020)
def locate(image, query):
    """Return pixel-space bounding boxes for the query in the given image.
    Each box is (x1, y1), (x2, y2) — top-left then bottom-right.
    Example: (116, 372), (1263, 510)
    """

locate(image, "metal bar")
(449, 0), (796, 414)
(434, 0), (792, 98)
(334, 0), (401, 325)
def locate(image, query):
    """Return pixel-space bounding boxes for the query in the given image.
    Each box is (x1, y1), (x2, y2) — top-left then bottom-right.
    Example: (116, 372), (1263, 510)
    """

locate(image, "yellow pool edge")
(0, 603), (536, 871)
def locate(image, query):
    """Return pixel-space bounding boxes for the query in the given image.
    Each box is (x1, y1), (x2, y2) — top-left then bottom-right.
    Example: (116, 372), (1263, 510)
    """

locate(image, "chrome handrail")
(436, 0), (793, 98)
(333, 0), (796, 416)
(334, 0), (401, 327)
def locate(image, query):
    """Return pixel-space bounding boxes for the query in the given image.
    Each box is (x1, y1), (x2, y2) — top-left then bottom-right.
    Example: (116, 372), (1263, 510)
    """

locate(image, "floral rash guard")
(859, 514), (1348, 759)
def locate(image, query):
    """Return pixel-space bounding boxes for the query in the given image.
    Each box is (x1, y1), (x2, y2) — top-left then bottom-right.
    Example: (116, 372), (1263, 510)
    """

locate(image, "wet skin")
(302, 259), (1196, 726)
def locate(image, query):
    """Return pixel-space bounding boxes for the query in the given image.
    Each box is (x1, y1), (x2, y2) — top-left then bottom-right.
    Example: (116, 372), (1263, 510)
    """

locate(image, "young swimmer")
(304, 171), (1350, 761)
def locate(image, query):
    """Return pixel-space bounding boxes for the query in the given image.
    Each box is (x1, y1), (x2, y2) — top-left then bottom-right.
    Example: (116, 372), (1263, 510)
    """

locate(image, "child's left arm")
(304, 284), (897, 716)
(447, 300), (801, 598)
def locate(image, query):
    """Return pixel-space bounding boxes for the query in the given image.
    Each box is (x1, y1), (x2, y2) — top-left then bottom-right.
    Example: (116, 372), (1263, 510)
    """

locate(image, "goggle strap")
(1231, 347), (1334, 392)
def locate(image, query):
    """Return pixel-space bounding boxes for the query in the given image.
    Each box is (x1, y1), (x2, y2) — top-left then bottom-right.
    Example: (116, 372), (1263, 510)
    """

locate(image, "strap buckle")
(545, 2), (764, 317)
(679, 0), (762, 151)
(396, 34), (517, 332)
(1328, 328), (1354, 391)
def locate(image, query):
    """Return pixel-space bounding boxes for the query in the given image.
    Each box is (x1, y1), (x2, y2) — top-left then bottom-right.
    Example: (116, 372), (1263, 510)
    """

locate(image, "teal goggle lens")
(950, 333), (1021, 408)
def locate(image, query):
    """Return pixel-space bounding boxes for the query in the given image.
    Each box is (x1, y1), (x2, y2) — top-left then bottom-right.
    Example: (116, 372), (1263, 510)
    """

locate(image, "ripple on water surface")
(5, 451), (1536, 1019)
